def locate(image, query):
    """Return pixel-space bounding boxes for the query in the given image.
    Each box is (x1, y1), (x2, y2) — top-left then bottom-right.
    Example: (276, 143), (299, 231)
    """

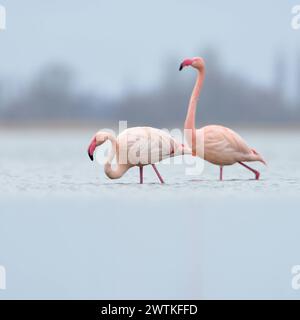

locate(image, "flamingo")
(87, 127), (190, 184)
(179, 57), (266, 180)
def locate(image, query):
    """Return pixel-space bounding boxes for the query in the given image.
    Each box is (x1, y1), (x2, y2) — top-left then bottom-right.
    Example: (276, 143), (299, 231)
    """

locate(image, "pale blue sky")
(0, 0), (299, 96)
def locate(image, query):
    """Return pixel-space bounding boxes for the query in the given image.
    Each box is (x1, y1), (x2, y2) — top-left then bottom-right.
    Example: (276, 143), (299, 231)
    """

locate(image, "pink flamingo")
(179, 57), (266, 180)
(87, 127), (190, 184)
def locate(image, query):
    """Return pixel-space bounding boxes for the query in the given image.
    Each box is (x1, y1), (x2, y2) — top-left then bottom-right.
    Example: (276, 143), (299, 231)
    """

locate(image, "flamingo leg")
(220, 166), (223, 181)
(238, 162), (260, 180)
(139, 166), (143, 184)
(151, 164), (165, 184)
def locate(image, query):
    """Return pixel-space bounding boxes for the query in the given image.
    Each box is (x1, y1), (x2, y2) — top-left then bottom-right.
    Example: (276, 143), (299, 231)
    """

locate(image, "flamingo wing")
(199, 125), (254, 165)
(118, 127), (176, 165)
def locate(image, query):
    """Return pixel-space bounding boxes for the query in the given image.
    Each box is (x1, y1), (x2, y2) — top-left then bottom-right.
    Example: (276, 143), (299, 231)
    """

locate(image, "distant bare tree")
(1, 48), (299, 125)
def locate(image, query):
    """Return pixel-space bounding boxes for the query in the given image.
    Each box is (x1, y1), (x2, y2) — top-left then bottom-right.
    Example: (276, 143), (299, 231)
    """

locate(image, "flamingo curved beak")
(87, 137), (97, 161)
(179, 58), (193, 71)
(88, 152), (94, 161)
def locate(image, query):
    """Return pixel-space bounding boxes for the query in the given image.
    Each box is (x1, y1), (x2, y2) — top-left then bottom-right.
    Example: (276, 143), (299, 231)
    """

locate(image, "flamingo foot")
(220, 166), (223, 181)
(239, 162), (260, 180)
(139, 166), (143, 184)
(151, 164), (165, 184)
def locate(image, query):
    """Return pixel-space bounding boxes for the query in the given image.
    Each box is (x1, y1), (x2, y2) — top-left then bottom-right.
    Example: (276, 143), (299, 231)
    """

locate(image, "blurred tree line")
(0, 49), (299, 127)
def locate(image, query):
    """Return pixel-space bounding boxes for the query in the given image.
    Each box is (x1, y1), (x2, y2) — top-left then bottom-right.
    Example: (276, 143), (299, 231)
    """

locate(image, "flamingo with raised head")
(179, 57), (266, 180)
(87, 127), (190, 184)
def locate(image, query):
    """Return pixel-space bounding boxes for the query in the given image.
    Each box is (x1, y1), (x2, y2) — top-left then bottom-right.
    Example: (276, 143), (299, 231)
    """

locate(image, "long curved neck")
(184, 67), (205, 153)
(104, 134), (129, 179)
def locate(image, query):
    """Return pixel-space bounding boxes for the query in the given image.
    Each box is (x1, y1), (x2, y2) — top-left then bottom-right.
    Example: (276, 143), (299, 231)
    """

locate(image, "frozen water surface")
(0, 128), (299, 299)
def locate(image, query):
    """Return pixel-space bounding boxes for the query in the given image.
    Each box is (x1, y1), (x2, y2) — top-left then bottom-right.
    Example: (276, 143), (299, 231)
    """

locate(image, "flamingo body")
(195, 125), (265, 166)
(180, 57), (266, 180)
(116, 127), (182, 165)
(88, 126), (190, 183)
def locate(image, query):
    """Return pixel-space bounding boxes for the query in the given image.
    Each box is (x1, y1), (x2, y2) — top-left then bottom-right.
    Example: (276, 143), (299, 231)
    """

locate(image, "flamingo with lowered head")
(87, 127), (190, 184)
(179, 57), (266, 180)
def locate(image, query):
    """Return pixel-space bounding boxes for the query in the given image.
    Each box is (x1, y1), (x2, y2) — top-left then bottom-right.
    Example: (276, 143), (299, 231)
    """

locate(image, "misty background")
(0, 0), (300, 127)
(1, 1), (300, 300)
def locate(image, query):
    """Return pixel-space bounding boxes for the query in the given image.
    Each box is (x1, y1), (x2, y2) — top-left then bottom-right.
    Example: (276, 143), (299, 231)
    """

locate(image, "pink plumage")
(180, 57), (266, 180)
(87, 127), (191, 184)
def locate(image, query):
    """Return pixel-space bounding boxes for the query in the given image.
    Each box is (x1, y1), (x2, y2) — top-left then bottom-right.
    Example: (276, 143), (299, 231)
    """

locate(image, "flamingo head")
(87, 131), (109, 161)
(179, 57), (205, 71)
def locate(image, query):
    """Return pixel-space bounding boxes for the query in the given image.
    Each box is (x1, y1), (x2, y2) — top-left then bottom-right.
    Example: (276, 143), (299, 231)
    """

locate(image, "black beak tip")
(88, 153), (94, 161)
(179, 64), (183, 71)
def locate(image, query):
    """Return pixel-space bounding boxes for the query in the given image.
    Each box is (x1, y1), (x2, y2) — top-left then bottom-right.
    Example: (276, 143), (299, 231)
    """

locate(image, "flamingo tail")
(251, 149), (267, 166)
